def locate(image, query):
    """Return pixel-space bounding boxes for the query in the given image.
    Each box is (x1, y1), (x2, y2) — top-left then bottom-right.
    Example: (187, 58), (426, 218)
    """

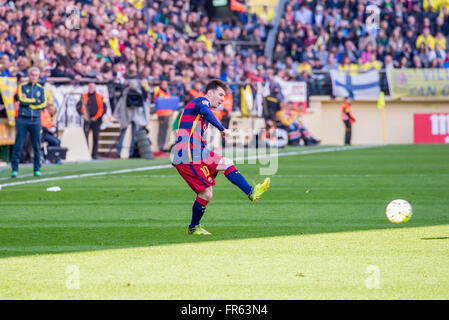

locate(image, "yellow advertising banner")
(387, 68), (449, 99)
(0, 77), (17, 126)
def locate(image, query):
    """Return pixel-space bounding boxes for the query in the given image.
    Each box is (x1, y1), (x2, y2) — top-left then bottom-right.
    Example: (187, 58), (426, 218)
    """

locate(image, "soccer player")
(172, 79), (270, 235)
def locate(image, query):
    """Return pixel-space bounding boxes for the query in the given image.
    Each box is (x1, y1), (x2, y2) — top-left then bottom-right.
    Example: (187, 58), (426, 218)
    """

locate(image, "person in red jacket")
(77, 83), (105, 159)
(41, 102), (61, 147)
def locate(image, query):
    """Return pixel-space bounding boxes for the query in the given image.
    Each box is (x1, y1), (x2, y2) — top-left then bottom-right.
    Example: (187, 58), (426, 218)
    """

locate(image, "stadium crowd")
(0, 0), (448, 104)
(0, 0), (275, 107)
(274, 0), (449, 87)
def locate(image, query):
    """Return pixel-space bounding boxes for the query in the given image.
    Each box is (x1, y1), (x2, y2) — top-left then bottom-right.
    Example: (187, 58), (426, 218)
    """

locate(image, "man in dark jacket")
(262, 85), (282, 128)
(11, 67), (47, 178)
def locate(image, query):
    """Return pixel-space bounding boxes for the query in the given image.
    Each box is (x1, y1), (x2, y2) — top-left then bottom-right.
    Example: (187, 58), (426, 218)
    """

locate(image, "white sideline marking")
(0, 145), (382, 188)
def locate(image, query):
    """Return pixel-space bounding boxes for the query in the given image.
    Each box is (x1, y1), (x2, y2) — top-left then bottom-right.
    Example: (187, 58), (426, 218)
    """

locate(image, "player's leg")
(188, 186), (213, 235)
(192, 186), (212, 228)
(216, 157), (270, 202)
(174, 164), (214, 235)
(10, 117), (28, 177)
(216, 156), (252, 195)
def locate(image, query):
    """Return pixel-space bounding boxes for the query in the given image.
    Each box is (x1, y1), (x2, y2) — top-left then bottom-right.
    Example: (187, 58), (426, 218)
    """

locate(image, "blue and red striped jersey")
(172, 97), (225, 164)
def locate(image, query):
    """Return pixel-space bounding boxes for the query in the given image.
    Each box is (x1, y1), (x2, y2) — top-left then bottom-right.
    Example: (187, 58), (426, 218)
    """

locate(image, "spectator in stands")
(402, 27), (416, 49)
(303, 29), (318, 48)
(416, 27), (436, 50)
(329, 28), (345, 53)
(368, 52), (382, 70)
(398, 56), (410, 68)
(343, 40), (358, 63)
(383, 55), (395, 70)
(302, 44), (317, 62)
(295, 4), (313, 26)
(418, 43), (432, 68)
(412, 54), (423, 68)
(435, 15), (449, 35)
(401, 42), (414, 62)
(259, 4), (274, 25)
(13, 56), (30, 78)
(0, 54), (12, 77)
(339, 54), (356, 74)
(273, 43), (287, 64)
(313, 4), (326, 27)
(361, 43), (374, 64)
(434, 43), (447, 67)
(435, 31), (447, 50)
(324, 53), (339, 72)
(389, 27), (404, 60)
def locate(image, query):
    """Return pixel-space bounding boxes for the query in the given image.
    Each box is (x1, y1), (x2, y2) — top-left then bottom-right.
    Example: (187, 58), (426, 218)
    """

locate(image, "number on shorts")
(200, 166), (210, 177)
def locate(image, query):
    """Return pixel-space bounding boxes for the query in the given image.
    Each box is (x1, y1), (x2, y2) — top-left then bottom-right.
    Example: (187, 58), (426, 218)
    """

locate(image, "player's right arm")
(195, 99), (225, 132)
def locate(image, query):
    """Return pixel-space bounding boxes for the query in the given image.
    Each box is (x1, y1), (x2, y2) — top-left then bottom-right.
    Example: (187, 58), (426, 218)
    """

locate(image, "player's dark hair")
(205, 79), (228, 94)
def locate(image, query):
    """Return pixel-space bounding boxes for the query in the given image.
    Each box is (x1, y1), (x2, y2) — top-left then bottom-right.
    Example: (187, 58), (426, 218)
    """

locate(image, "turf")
(0, 144), (448, 299)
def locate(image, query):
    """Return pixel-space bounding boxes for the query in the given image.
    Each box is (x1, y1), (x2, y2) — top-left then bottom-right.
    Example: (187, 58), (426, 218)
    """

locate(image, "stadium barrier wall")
(304, 97), (449, 145)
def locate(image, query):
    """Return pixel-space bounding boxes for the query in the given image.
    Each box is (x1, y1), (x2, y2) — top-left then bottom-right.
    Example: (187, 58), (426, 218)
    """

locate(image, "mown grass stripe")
(0, 145), (382, 188)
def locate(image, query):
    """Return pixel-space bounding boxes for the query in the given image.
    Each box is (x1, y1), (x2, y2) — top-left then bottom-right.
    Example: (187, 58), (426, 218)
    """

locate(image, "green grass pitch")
(0, 144), (448, 299)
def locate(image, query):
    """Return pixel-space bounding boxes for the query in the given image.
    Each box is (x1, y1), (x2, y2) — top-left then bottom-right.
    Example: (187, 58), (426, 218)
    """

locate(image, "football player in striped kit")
(172, 79), (270, 235)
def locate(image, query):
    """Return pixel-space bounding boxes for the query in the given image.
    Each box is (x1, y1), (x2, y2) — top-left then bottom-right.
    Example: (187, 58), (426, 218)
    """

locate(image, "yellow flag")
(377, 91), (385, 109)
(378, 90), (387, 142)
(0, 77), (17, 126)
(240, 85), (252, 117)
(240, 87), (248, 117)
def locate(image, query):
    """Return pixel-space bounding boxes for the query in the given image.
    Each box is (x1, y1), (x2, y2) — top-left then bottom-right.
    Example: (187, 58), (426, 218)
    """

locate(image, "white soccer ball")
(386, 199), (412, 224)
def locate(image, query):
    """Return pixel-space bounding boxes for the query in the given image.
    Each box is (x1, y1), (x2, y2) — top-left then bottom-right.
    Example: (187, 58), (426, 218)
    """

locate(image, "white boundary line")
(0, 145), (383, 188)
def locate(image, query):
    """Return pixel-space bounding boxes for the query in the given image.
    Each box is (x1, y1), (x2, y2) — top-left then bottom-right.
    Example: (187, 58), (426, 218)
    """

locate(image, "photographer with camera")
(113, 79), (151, 158)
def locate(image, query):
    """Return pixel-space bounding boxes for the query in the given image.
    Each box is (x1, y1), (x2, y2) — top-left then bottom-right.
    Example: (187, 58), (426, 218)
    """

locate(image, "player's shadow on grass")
(0, 209), (447, 259)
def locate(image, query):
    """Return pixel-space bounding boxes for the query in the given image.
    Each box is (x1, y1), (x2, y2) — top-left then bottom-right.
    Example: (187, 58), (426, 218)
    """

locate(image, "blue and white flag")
(330, 70), (380, 99)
